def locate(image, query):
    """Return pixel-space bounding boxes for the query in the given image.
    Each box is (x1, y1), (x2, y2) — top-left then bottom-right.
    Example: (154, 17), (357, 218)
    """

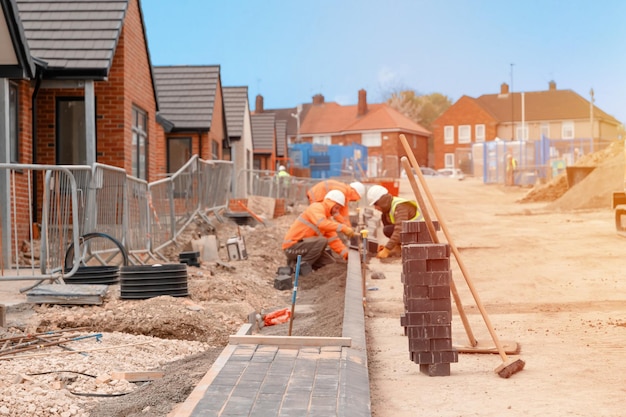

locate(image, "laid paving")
(171, 250), (371, 417)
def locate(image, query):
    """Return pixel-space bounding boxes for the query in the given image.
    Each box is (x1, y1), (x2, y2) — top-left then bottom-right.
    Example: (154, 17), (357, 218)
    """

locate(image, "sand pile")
(518, 140), (624, 210)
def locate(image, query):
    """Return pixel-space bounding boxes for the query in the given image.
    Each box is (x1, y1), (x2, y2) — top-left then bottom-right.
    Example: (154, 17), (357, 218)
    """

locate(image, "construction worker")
(282, 190), (355, 270)
(367, 184), (422, 259)
(306, 180), (365, 227)
(506, 152), (517, 186)
(277, 165), (290, 178)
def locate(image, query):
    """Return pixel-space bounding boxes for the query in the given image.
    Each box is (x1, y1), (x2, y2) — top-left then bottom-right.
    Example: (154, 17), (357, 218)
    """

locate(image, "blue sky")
(143, 0), (626, 124)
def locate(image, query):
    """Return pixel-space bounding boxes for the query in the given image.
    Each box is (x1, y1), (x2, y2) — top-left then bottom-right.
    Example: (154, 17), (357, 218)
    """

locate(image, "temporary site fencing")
(239, 169), (318, 204)
(0, 155), (233, 283)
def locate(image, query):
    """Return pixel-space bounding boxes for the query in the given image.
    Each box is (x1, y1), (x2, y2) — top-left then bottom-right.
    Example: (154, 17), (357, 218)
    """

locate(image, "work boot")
(389, 245), (402, 257)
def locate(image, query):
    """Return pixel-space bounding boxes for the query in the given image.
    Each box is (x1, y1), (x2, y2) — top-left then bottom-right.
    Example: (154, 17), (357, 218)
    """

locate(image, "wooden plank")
(110, 371), (164, 382)
(229, 335), (351, 348)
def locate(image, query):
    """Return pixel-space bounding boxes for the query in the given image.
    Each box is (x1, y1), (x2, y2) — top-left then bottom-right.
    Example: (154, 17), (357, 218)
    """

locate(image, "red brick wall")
(432, 96), (497, 169)
(207, 78), (225, 160)
(120, 0), (159, 181)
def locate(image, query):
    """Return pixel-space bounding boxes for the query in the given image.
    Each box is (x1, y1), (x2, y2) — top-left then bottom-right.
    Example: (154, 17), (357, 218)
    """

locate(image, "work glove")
(377, 247), (390, 259)
(343, 227), (355, 238)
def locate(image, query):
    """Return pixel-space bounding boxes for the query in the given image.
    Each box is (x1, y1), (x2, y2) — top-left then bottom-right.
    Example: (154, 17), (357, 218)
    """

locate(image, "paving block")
(274, 275), (293, 291)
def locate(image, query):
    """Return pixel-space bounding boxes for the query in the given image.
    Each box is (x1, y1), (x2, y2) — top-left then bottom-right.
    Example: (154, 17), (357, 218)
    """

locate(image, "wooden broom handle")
(399, 134), (509, 361)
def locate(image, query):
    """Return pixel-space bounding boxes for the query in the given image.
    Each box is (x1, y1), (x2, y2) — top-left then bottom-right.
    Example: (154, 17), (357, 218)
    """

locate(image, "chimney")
(255, 94), (264, 113)
(500, 83), (509, 94)
(312, 94), (325, 105)
(357, 89), (368, 116)
(548, 80), (557, 91)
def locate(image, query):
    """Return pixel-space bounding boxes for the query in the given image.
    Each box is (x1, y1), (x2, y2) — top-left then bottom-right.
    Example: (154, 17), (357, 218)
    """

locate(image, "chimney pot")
(312, 94), (325, 105)
(255, 95), (264, 113)
(549, 80), (557, 91)
(357, 89), (368, 116)
(500, 83), (510, 94)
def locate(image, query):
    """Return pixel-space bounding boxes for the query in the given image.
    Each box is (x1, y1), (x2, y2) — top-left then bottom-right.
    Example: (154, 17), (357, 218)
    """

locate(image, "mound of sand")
(518, 140), (624, 210)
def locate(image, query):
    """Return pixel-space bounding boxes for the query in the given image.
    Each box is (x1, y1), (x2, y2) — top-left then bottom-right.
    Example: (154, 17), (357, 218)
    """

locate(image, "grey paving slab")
(177, 251), (371, 417)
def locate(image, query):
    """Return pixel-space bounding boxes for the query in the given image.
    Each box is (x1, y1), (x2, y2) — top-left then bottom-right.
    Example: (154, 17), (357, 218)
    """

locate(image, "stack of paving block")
(399, 220), (458, 376)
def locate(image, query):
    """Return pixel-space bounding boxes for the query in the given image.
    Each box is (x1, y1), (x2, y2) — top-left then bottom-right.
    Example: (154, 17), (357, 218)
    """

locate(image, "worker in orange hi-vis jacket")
(306, 180), (365, 227)
(282, 190), (355, 270)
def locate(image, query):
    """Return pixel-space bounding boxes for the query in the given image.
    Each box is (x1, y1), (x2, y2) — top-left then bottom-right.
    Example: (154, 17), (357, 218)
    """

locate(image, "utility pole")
(510, 63), (515, 140)
(589, 88), (595, 142)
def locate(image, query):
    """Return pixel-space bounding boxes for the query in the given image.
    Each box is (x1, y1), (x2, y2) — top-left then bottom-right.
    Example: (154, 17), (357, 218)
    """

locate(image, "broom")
(399, 134), (525, 378)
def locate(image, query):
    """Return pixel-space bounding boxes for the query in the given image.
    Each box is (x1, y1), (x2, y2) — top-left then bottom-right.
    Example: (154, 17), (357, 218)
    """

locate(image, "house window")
(562, 121), (574, 139)
(444, 153), (455, 168)
(516, 124), (528, 141)
(132, 106), (148, 179)
(313, 135), (331, 145)
(458, 125), (471, 144)
(475, 124), (485, 143)
(9, 83), (18, 162)
(211, 140), (219, 160)
(444, 126), (454, 144)
(541, 123), (550, 139)
(362, 132), (382, 147)
(167, 137), (191, 173)
(57, 98), (88, 164)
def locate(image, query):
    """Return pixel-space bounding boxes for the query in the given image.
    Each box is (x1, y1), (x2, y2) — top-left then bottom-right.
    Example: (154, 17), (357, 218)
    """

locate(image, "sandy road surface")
(366, 176), (626, 417)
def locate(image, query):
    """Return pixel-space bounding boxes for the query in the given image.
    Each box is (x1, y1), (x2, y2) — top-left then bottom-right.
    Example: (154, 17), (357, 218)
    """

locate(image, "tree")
(386, 90), (452, 132)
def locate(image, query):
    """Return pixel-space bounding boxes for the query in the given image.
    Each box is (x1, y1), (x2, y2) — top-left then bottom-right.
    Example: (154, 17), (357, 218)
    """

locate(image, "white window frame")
(444, 153), (455, 168)
(516, 124), (529, 141)
(444, 126), (454, 144)
(458, 125), (471, 144)
(562, 121), (574, 139)
(132, 106), (148, 180)
(361, 132), (382, 147)
(475, 124), (485, 143)
(312, 135), (331, 145)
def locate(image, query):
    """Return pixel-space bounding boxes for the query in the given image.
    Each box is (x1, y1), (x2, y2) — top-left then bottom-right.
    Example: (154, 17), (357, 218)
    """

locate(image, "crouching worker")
(283, 190), (355, 270)
(367, 185), (422, 259)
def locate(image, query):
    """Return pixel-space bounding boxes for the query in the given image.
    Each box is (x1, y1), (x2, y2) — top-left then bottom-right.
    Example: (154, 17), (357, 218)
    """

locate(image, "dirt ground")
(2, 139), (626, 416)
(1, 209), (347, 416)
(366, 140), (626, 417)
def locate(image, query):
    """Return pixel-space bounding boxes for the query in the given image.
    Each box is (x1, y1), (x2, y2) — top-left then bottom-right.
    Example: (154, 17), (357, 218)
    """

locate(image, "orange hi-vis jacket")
(306, 180), (360, 227)
(282, 198), (350, 259)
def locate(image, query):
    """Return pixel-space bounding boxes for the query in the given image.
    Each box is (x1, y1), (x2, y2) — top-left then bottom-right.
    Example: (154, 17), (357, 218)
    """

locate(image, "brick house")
(153, 65), (228, 173)
(294, 89), (431, 177)
(432, 81), (622, 171)
(13, 0), (164, 180)
(0, 0), (168, 262)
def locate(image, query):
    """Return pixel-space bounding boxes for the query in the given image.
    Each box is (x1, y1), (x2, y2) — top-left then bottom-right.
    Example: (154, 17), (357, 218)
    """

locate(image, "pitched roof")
(0, 0), (35, 78)
(477, 89), (620, 124)
(250, 112), (275, 152)
(299, 102), (431, 136)
(223, 86), (248, 138)
(16, 0), (128, 77)
(153, 65), (220, 130)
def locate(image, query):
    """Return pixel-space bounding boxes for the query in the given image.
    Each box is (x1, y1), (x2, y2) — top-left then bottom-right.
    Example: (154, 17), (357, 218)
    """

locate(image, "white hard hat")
(367, 185), (388, 206)
(324, 190), (346, 206)
(278, 165), (286, 171)
(349, 181), (365, 199)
